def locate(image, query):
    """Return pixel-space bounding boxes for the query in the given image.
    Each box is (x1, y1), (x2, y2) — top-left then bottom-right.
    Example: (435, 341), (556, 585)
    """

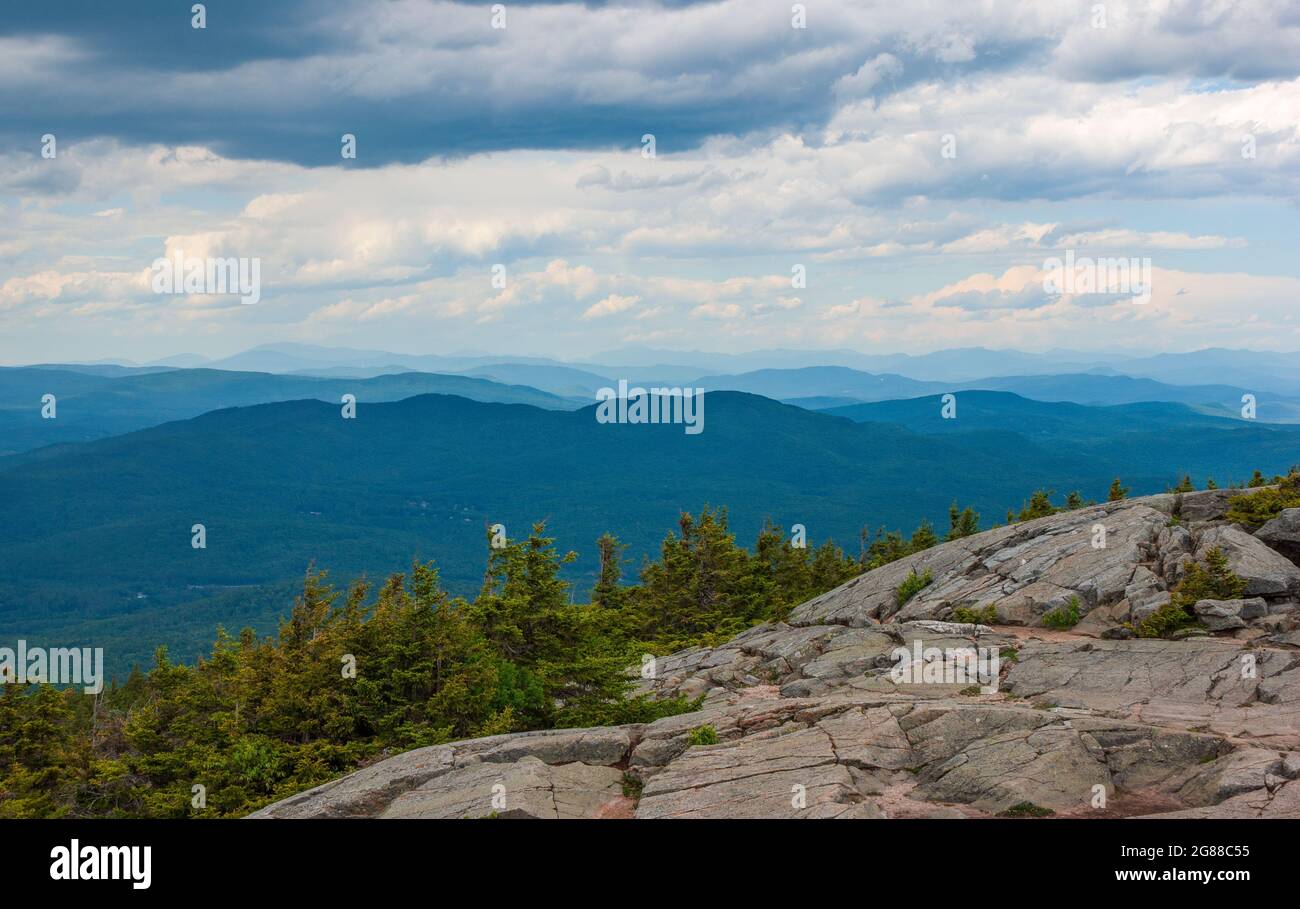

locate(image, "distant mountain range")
(8, 357), (1297, 459)
(2, 388), (1298, 675)
(156, 342), (569, 376)
(821, 391), (1258, 439)
(0, 366), (575, 454)
(26, 342), (1300, 396)
(584, 345), (1300, 395)
(693, 367), (1300, 423)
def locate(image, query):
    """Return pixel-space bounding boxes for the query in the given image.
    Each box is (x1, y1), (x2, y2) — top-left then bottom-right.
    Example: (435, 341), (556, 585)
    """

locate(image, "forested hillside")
(0, 366), (573, 454)
(0, 511), (865, 818)
(3, 390), (1298, 674)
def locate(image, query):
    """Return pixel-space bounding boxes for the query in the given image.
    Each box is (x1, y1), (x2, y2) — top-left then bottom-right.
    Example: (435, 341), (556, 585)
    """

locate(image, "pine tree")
(471, 522), (576, 665)
(637, 507), (754, 640)
(954, 506), (980, 538)
(808, 540), (859, 594)
(863, 526), (910, 569)
(0, 685), (81, 818)
(591, 532), (626, 608)
(1017, 490), (1057, 521)
(357, 562), (499, 743)
(281, 566), (338, 649)
(1107, 477), (1128, 501)
(909, 519), (938, 552)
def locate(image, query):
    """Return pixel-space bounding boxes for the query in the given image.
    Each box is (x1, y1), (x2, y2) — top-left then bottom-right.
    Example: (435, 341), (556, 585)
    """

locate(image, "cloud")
(1046, 229), (1247, 251)
(753, 296), (804, 314)
(582, 293), (640, 319)
(816, 265), (1300, 351)
(823, 73), (1300, 203)
(1054, 0), (1300, 82)
(690, 301), (744, 320)
(833, 53), (903, 99)
(5, 1), (1300, 361)
(0, 0), (1215, 166)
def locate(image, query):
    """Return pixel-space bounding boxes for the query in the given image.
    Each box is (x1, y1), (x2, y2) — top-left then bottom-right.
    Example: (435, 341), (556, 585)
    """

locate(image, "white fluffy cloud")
(822, 265), (1300, 352)
(5, 1), (1300, 360)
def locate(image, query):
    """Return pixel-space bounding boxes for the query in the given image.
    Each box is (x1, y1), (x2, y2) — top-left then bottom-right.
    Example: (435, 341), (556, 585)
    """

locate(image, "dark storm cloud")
(0, 0), (340, 69)
(1, 0), (1052, 167)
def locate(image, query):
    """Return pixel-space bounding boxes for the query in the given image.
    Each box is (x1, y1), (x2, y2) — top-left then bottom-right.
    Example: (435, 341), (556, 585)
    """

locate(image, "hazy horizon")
(9, 341), (1300, 371)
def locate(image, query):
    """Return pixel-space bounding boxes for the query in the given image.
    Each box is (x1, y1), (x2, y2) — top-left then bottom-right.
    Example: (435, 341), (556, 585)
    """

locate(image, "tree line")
(1, 507), (871, 818)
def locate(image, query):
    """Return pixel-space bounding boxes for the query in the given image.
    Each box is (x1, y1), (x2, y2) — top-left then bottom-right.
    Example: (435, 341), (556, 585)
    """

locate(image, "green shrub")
(1133, 547), (1245, 638)
(952, 604), (997, 625)
(1133, 601), (1198, 639)
(583, 693), (705, 728)
(895, 568), (934, 607)
(1041, 597), (1081, 630)
(621, 772), (644, 799)
(998, 801), (1055, 818)
(1225, 470), (1300, 528)
(1173, 547), (1246, 609)
(688, 724), (719, 747)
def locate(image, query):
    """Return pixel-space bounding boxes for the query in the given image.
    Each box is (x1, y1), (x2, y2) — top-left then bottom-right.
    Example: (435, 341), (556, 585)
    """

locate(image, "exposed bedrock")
(252, 489), (1300, 819)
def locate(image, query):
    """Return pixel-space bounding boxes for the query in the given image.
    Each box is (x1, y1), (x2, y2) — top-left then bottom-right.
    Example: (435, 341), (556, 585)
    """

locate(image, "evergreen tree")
(355, 562), (499, 744)
(752, 521), (807, 613)
(946, 503), (980, 540)
(954, 506), (979, 538)
(471, 522), (576, 665)
(1017, 490), (1057, 521)
(808, 540), (859, 596)
(637, 508), (756, 640)
(909, 519), (939, 552)
(0, 684), (82, 818)
(863, 526), (910, 569)
(591, 533), (627, 608)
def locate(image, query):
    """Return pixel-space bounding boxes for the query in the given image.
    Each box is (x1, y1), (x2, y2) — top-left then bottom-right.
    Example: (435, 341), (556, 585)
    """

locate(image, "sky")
(2, 0), (1300, 364)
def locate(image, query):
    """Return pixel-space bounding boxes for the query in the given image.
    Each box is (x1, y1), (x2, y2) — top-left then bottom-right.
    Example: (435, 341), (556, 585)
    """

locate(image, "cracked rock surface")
(252, 489), (1300, 819)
